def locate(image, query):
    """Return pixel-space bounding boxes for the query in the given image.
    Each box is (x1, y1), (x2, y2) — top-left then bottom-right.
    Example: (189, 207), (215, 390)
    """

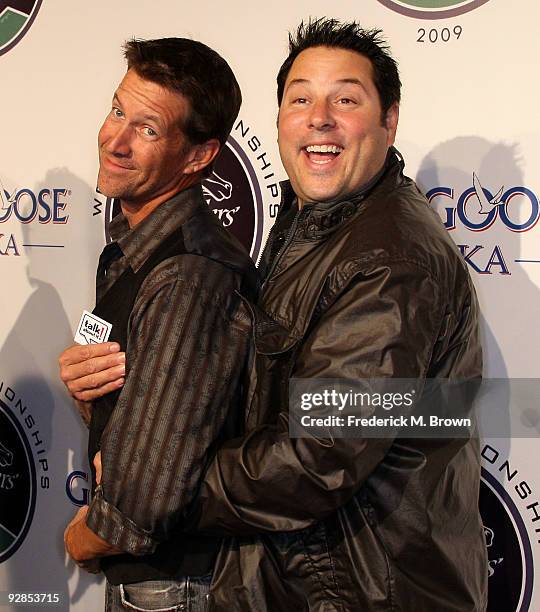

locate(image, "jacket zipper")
(256, 217), (278, 269)
(260, 206), (308, 294)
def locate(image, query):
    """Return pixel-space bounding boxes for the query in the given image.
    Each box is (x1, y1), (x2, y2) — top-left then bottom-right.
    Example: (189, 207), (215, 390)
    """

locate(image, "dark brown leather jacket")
(194, 149), (488, 611)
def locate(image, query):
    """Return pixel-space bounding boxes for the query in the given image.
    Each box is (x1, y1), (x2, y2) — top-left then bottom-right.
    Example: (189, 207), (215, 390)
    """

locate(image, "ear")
(183, 139), (221, 175)
(384, 103), (399, 147)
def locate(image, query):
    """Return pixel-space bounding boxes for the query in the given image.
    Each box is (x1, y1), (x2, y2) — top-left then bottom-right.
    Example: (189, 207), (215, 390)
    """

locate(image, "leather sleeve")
(193, 260), (444, 534)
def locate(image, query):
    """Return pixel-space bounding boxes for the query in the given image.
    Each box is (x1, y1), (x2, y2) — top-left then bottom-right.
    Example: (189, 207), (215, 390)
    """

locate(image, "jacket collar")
(279, 147), (404, 236)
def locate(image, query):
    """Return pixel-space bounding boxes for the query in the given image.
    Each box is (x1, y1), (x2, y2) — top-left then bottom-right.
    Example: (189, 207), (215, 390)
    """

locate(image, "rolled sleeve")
(86, 486), (158, 555)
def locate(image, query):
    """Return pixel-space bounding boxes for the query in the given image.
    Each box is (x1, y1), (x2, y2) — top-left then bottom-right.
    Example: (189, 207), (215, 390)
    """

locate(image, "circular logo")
(202, 135), (264, 260)
(377, 0), (490, 19)
(0, 1), (43, 57)
(104, 135), (264, 260)
(0, 399), (36, 563)
(480, 468), (534, 611)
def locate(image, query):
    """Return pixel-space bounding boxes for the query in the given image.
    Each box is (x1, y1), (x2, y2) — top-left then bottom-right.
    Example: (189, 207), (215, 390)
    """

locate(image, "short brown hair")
(124, 38), (241, 172)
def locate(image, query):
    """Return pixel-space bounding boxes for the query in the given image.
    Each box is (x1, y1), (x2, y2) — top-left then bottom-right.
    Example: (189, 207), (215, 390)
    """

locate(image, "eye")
(337, 97), (356, 105)
(111, 107), (124, 118)
(142, 126), (158, 137)
(292, 97), (308, 105)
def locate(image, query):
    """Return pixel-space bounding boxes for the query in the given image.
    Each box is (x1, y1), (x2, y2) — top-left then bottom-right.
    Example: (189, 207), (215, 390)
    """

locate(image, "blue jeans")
(105, 575), (211, 612)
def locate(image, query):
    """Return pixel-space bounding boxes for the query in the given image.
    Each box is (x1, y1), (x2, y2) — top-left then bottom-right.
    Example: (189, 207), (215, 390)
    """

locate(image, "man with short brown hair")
(61, 37), (257, 611)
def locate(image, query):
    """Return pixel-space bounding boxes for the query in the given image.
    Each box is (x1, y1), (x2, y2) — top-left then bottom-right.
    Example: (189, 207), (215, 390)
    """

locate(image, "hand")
(64, 506), (100, 574)
(93, 451), (102, 485)
(64, 503), (121, 569)
(59, 343), (125, 403)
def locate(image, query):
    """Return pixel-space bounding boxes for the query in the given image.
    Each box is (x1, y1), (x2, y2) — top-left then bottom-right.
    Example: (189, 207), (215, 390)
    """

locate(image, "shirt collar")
(108, 184), (207, 273)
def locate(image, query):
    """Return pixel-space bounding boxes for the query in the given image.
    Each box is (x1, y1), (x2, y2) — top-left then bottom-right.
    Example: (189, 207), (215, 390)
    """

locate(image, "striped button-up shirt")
(86, 186), (253, 555)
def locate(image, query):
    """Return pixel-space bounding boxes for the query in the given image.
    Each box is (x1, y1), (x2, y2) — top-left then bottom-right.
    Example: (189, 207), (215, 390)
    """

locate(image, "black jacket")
(194, 150), (488, 611)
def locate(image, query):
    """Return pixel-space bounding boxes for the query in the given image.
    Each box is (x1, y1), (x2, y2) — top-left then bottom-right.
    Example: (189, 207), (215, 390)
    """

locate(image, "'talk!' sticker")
(75, 310), (112, 345)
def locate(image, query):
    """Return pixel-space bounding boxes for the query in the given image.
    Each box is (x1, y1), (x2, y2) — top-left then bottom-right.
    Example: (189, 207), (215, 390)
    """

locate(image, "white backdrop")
(0, 1), (538, 610)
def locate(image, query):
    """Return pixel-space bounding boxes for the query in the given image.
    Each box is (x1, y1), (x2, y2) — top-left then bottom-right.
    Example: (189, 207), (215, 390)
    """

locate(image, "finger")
(64, 509), (86, 544)
(67, 366), (125, 393)
(93, 451), (102, 485)
(62, 355), (125, 390)
(59, 342), (121, 369)
(77, 505), (89, 521)
(67, 505), (88, 528)
(73, 377), (125, 403)
(60, 351), (125, 385)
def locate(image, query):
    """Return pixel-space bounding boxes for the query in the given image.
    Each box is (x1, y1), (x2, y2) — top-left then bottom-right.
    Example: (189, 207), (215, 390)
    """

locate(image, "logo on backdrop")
(0, 382), (49, 564)
(99, 126), (278, 262)
(376, 0), (490, 19)
(0, 176), (70, 255)
(66, 470), (90, 507)
(0, 1), (42, 57)
(427, 173), (539, 275)
(0, 398), (36, 563)
(480, 444), (536, 611)
(202, 135), (264, 259)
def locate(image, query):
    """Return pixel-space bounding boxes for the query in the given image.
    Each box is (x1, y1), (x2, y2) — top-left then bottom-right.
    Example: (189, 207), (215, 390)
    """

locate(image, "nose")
(308, 99), (336, 131)
(100, 120), (132, 158)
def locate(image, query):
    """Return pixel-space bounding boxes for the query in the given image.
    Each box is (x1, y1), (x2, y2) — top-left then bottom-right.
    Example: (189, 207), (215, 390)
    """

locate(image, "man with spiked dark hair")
(60, 19), (487, 611)
(193, 18), (487, 610)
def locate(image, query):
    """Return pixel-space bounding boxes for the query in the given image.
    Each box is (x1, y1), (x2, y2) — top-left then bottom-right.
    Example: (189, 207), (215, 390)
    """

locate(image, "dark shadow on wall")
(416, 136), (539, 612)
(416, 136), (523, 379)
(0, 169), (105, 606)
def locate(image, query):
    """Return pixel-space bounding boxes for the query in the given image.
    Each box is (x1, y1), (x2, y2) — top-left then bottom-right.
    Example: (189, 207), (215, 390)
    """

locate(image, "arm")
(193, 261), (443, 534)
(83, 256), (250, 556)
(60, 344), (126, 563)
(64, 453), (117, 566)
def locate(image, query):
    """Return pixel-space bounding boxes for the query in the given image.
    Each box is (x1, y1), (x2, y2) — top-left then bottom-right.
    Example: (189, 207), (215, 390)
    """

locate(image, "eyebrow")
(112, 93), (164, 127)
(287, 77), (368, 94)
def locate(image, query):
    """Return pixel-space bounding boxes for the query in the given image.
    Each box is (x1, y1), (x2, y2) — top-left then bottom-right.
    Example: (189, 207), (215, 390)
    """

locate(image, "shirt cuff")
(86, 486), (159, 556)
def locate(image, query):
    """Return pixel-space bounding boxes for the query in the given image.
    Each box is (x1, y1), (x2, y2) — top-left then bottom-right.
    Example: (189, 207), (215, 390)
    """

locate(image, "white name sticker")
(74, 310), (112, 345)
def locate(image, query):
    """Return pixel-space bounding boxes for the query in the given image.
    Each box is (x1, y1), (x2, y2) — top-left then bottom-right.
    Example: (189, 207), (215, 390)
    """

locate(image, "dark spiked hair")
(277, 18), (401, 118)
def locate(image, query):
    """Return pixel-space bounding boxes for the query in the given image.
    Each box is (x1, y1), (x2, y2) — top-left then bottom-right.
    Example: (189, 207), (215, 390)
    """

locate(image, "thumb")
(93, 451), (102, 485)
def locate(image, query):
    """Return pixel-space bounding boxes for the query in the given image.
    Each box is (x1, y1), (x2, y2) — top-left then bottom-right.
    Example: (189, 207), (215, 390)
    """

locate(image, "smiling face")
(97, 69), (217, 224)
(277, 46), (399, 206)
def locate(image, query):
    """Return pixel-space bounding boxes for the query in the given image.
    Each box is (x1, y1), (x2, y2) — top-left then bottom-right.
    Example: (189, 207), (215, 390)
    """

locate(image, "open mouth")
(304, 144), (343, 165)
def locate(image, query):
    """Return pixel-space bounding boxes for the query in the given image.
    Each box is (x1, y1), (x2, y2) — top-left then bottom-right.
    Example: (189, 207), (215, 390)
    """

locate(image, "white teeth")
(305, 145), (343, 154)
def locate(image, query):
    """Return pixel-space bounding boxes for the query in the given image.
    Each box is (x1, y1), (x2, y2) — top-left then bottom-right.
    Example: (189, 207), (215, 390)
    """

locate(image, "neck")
(121, 177), (200, 228)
